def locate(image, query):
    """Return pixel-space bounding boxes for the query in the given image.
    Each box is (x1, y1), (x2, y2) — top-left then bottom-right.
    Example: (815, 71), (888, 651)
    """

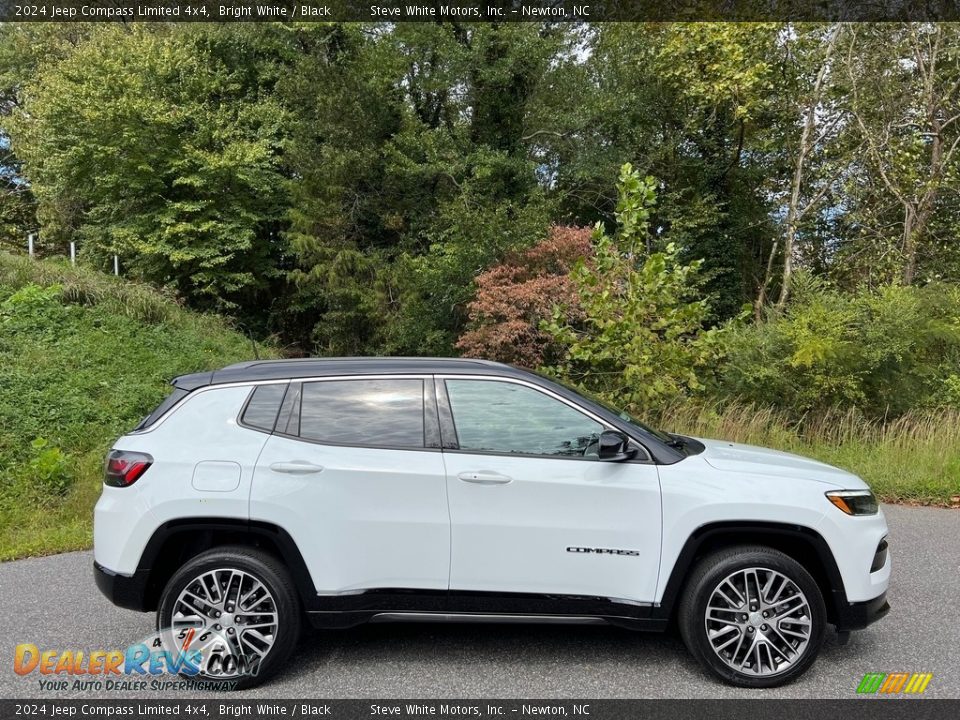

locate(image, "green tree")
(0, 24), (88, 252)
(282, 23), (564, 355)
(545, 164), (725, 413)
(837, 24), (960, 286)
(0, 141), (35, 251)
(277, 24), (404, 353)
(535, 24), (786, 321)
(6, 25), (293, 313)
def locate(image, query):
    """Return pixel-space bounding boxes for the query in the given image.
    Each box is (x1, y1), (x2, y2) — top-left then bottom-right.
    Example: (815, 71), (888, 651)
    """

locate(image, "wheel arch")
(654, 521), (847, 624)
(136, 518), (316, 612)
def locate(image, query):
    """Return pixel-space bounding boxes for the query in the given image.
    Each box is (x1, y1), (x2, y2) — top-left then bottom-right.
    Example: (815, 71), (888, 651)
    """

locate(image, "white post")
(70, 241), (76, 266)
(27, 233), (35, 258)
(113, 255), (119, 276)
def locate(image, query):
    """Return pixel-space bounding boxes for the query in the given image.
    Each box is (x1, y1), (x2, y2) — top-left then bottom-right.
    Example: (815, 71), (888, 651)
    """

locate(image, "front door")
(440, 377), (662, 606)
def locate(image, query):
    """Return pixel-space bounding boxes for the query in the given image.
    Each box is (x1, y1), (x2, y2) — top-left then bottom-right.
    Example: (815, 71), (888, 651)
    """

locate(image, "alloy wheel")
(704, 566), (813, 677)
(166, 567), (279, 678)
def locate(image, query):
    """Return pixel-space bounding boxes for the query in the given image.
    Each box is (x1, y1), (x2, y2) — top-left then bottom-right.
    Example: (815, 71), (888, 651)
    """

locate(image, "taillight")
(104, 450), (153, 487)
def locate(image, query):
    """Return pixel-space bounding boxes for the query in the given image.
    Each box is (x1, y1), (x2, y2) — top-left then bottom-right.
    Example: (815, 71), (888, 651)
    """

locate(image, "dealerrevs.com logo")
(856, 672), (934, 695)
(13, 627), (259, 692)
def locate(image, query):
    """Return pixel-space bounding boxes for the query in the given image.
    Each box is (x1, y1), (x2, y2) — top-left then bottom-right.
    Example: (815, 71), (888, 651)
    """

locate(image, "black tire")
(157, 545), (302, 690)
(677, 545), (826, 688)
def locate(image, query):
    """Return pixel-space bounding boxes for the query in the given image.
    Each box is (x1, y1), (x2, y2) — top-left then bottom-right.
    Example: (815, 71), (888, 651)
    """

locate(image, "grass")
(0, 252), (275, 561)
(655, 402), (960, 507)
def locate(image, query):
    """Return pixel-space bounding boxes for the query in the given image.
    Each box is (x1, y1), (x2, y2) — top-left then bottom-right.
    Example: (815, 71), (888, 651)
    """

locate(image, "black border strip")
(7, 1), (960, 23)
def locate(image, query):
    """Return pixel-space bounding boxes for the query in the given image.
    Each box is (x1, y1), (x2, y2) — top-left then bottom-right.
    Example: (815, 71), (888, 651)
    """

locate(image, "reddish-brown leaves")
(456, 225), (593, 368)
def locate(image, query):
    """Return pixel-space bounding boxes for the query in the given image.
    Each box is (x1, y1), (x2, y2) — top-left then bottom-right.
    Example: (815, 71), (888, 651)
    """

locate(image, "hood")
(694, 437), (865, 488)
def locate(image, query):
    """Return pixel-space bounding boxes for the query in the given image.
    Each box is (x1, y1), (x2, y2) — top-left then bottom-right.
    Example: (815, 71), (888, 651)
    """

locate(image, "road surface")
(1, 505), (956, 699)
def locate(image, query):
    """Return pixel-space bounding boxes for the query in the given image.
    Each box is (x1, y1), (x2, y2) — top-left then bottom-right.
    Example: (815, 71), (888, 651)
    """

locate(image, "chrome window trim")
(130, 372), (654, 463)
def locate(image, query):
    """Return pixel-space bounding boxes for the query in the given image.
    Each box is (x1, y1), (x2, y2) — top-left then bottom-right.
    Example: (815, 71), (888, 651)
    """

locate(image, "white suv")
(94, 358), (890, 689)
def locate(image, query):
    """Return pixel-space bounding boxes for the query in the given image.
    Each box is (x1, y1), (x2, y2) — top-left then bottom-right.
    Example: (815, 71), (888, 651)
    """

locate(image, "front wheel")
(678, 546), (826, 688)
(157, 546), (302, 689)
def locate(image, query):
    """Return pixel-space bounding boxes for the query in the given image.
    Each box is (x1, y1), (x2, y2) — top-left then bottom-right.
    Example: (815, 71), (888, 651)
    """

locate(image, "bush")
(25, 438), (72, 497)
(543, 165), (725, 413)
(720, 275), (960, 417)
(0, 282), (69, 332)
(456, 226), (592, 367)
(0, 253), (180, 324)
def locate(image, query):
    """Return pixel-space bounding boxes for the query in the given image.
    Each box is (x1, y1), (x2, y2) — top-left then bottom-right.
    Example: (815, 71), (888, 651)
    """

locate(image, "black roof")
(173, 357), (534, 390)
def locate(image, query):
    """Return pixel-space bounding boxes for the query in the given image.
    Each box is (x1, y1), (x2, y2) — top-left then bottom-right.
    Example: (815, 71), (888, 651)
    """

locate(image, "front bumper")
(93, 561), (151, 612)
(834, 591), (890, 632)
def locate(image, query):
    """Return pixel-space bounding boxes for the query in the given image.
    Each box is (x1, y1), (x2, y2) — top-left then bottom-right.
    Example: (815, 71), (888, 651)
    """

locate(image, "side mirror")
(598, 430), (637, 462)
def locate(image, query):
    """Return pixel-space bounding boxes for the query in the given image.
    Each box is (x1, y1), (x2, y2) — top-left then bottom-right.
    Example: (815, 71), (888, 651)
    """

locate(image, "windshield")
(534, 372), (675, 444)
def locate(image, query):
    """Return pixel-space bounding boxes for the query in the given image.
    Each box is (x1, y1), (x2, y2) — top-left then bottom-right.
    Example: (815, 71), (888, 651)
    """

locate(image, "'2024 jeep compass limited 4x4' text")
(94, 358), (890, 688)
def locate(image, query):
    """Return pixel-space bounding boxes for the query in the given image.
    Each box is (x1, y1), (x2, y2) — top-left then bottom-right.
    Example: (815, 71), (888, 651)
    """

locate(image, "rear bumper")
(834, 591), (890, 632)
(93, 561), (151, 612)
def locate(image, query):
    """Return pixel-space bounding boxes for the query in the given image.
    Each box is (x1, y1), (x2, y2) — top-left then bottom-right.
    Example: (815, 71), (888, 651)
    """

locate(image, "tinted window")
(446, 380), (603, 457)
(299, 379), (425, 448)
(241, 383), (287, 432)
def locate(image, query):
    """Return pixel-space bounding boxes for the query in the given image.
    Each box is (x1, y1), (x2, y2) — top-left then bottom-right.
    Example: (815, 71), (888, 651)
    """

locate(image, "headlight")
(825, 489), (878, 515)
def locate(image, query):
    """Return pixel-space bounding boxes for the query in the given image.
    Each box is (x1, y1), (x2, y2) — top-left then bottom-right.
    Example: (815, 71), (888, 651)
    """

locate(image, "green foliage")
(279, 23), (560, 355)
(539, 24), (788, 320)
(4, 22), (960, 356)
(544, 165), (725, 412)
(5, 25), (291, 312)
(721, 275), (960, 416)
(0, 252), (272, 560)
(387, 184), (553, 355)
(25, 438), (72, 497)
(833, 24), (960, 287)
(0, 282), (68, 330)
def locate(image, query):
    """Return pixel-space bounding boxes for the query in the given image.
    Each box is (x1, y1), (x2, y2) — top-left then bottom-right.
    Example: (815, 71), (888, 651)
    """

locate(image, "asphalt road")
(1, 504), (957, 699)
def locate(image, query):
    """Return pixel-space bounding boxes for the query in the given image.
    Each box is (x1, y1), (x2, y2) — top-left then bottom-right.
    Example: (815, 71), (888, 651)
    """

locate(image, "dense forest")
(2, 22), (960, 425)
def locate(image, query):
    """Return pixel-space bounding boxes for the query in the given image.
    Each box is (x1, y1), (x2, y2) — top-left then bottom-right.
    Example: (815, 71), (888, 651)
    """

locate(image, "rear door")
(439, 376), (662, 605)
(249, 376), (450, 595)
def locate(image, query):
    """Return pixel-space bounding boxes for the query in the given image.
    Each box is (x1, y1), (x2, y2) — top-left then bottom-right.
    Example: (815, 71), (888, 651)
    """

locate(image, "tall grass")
(654, 402), (960, 507)
(0, 252), (275, 560)
(0, 252), (182, 324)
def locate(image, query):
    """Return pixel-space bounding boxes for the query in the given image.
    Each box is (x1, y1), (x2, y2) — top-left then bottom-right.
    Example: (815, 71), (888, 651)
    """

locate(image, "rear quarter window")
(241, 383), (289, 432)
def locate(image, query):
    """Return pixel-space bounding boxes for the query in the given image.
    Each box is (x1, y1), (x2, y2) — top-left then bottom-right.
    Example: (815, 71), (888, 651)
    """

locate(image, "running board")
(369, 612), (609, 625)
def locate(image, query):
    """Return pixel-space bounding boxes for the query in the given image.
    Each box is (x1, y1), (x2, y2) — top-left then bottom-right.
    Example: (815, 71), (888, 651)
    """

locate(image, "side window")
(241, 383), (288, 432)
(445, 380), (604, 458)
(299, 379), (425, 449)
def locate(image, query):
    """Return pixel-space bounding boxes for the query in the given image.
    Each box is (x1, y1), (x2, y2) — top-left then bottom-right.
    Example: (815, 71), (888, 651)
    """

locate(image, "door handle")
(457, 471), (513, 485)
(270, 461), (324, 475)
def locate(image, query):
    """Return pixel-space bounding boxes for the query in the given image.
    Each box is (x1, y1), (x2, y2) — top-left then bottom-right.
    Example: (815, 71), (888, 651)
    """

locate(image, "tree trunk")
(774, 29), (838, 311)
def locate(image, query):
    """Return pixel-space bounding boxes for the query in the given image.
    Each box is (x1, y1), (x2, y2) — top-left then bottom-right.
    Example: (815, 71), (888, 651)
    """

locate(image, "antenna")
(235, 321), (261, 361)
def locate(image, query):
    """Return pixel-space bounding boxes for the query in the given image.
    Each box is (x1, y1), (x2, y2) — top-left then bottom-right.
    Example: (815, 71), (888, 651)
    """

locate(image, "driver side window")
(445, 379), (604, 458)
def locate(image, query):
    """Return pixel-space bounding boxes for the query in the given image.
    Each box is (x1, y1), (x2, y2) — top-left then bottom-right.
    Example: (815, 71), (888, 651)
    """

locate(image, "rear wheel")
(157, 546), (301, 689)
(678, 545), (826, 688)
